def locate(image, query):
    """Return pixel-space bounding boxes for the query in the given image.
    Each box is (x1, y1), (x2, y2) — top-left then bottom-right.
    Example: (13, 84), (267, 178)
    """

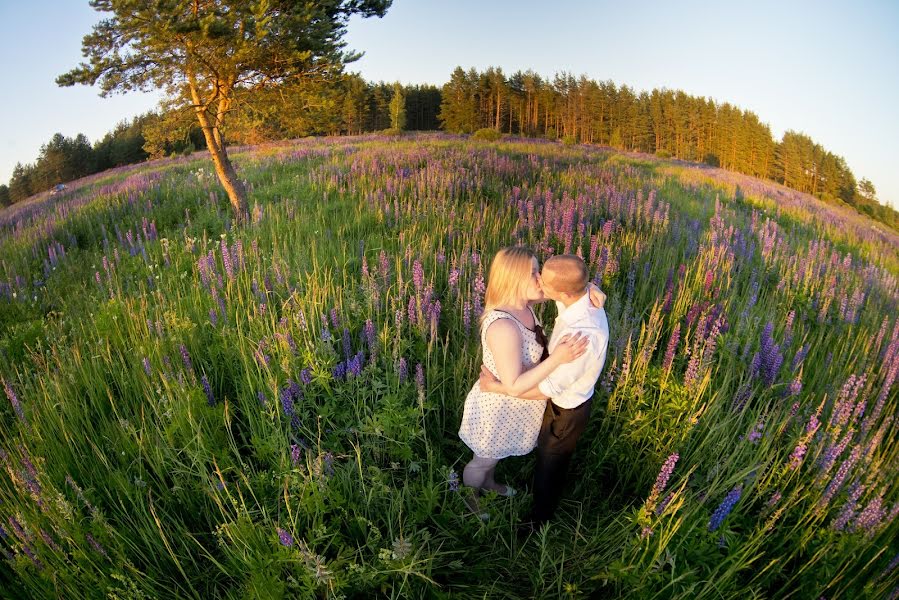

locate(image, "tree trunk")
(188, 77), (248, 219)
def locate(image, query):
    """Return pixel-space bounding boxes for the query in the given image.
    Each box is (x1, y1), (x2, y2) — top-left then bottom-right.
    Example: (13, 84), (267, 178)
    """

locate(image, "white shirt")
(537, 293), (609, 409)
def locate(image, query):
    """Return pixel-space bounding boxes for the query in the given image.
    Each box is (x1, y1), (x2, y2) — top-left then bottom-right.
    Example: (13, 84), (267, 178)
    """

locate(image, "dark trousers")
(531, 399), (593, 523)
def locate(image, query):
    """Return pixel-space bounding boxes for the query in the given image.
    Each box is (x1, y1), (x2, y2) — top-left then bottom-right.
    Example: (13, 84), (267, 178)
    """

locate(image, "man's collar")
(556, 292), (591, 324)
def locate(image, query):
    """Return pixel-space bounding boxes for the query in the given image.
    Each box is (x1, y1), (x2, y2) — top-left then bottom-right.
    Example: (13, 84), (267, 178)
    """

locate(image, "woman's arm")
(588, 282), (606, 308)
(479, 365), (549, 400)
(485, 319), (587, 396)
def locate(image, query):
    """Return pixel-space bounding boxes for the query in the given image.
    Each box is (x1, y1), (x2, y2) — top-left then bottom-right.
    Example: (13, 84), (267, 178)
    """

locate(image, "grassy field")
(0, 133), (897, 599)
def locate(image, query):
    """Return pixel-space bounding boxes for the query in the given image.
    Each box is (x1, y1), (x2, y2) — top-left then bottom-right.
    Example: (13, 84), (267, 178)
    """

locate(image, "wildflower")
(661, 324), (681, 371)
(448, 469), (460, 492)
(290, 444), (301, 467)
(655, 492), (674, 515)
(179, 345), (193, 373)
(86, 533), (108, 558)
(2, 377), (26, 424)
(708, 485), (742, 532)
(646, 453), (679, 512)
(277, 527), (294, 547)
(415, 363), (425, 392)
(412, 259), (424, 291)
(257, 391), (268, 407)
(818, 447), (861, 512)
(221, 239), (234, 280)
(397, 358), (408, 383)
(832, 480), (865, 531)
(363, 319), (377, 363)
(202, 375), (215, 406)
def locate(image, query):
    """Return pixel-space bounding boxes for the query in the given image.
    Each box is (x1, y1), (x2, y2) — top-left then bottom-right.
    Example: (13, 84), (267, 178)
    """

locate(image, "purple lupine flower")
(221, 239), (234, 280)
(342, 328), (352, 361)
(142, 357), (152, 377)
(662, 323), (680, 371)
(40, 529), (61, 553)
(300, 368), (312, 385)
(330, 308), (340, 329)
(179, 345), (193, 373)
(407, 295), (418, 326)
(462, 300), (472, 332)
(257, 391), (268, 407)
(788, 441), (809, 470)
(22, 545), (43, 569)
(361, 256), (370, 279)
(332, 362), (347, 380)
(412, 259), (424, 291)
(347, 352), (363, 378)
(379, 250), (390, 282)
(654, 492), (674, 516)
(881, 552), (899, 582)
(430, 300), (442, 338)
(209, 309), (218, 326)
(708, 485), (743, 531)
(202, 375), (215, 406)
(832, 480), (865, 531)
(363, 320), (378, 364)
(415, 363), (425, 391)
(766, 491), (782, 508)
(8, 517), (28, 541)
(646, 453), (679, 511)
(448, 267), (460, 291)
(448, 469), (460, 492)
(86, 533), (108, 558)
(819, 447), (861, 511)
(787, 375), (802, 397)
(852, 492), (886, 535)
(397, 358), (408, 383)
(290, 444), (301, 467)
(280, 386), (296, 418)
(322, 452), (334, 477)
(277, 527), (294, 547)
(747, 421), (764, 443)
(3, 377), (26, 424)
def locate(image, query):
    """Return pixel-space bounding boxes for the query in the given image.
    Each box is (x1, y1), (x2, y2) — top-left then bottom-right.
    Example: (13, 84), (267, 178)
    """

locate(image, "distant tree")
(0, 184), (10, 208)
(858, 178), (877, 202)
(439, 67), (478, 134)
(341, 75), (369, 135)
(59, 0), (391, 219)
(8, 163), (34, 203)
(389, 82), (406, 131)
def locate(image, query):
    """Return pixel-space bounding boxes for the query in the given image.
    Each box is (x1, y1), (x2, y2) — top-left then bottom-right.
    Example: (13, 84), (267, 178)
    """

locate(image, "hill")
(0, 134), (897, 598)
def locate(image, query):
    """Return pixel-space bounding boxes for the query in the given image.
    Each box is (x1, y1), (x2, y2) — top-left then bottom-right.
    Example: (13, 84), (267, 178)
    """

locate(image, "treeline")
(1, 75), (440, 207)
(2, 68), (895, 233)
(0, 116), (156, 206)
(438, 66), (897, 230)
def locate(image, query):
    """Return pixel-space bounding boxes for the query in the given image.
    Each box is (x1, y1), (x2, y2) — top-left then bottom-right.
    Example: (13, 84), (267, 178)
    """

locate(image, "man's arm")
(536, 343), (600, 399)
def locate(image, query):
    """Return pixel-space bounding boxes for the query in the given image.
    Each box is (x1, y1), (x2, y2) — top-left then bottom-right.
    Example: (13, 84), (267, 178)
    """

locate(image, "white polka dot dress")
(459, 309), (547, 459)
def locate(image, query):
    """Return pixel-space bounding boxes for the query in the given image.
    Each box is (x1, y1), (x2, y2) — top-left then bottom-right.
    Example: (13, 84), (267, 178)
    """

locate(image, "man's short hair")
(544, 254), (588, 294)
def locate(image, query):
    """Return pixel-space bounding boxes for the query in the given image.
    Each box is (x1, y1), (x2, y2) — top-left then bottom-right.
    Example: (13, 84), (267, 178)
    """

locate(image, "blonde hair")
(543, 254), (588, 294)
(481, 246), (537, 325)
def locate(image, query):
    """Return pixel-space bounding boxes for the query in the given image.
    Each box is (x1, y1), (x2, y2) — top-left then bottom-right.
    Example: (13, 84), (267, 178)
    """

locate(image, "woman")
(458, 246), (600, 500)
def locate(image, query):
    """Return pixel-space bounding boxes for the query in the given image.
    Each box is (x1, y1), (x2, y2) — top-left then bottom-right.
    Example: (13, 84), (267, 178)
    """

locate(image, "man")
(480, 254), (609, 528)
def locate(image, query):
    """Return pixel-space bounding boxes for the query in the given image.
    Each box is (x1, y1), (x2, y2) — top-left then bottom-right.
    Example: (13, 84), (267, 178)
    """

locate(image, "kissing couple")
(458, 246), (610, 529)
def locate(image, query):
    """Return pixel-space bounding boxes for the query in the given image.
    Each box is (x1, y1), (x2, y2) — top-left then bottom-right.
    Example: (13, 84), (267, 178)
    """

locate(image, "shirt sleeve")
(537, 335), (602, 398)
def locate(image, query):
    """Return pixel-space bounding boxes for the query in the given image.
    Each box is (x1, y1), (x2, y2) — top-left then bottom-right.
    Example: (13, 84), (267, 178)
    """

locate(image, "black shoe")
(516, 517), (547, 539)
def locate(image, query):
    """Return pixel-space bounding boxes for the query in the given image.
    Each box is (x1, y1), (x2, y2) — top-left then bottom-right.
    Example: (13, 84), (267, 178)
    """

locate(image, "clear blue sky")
(2, 1), (897, 208)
